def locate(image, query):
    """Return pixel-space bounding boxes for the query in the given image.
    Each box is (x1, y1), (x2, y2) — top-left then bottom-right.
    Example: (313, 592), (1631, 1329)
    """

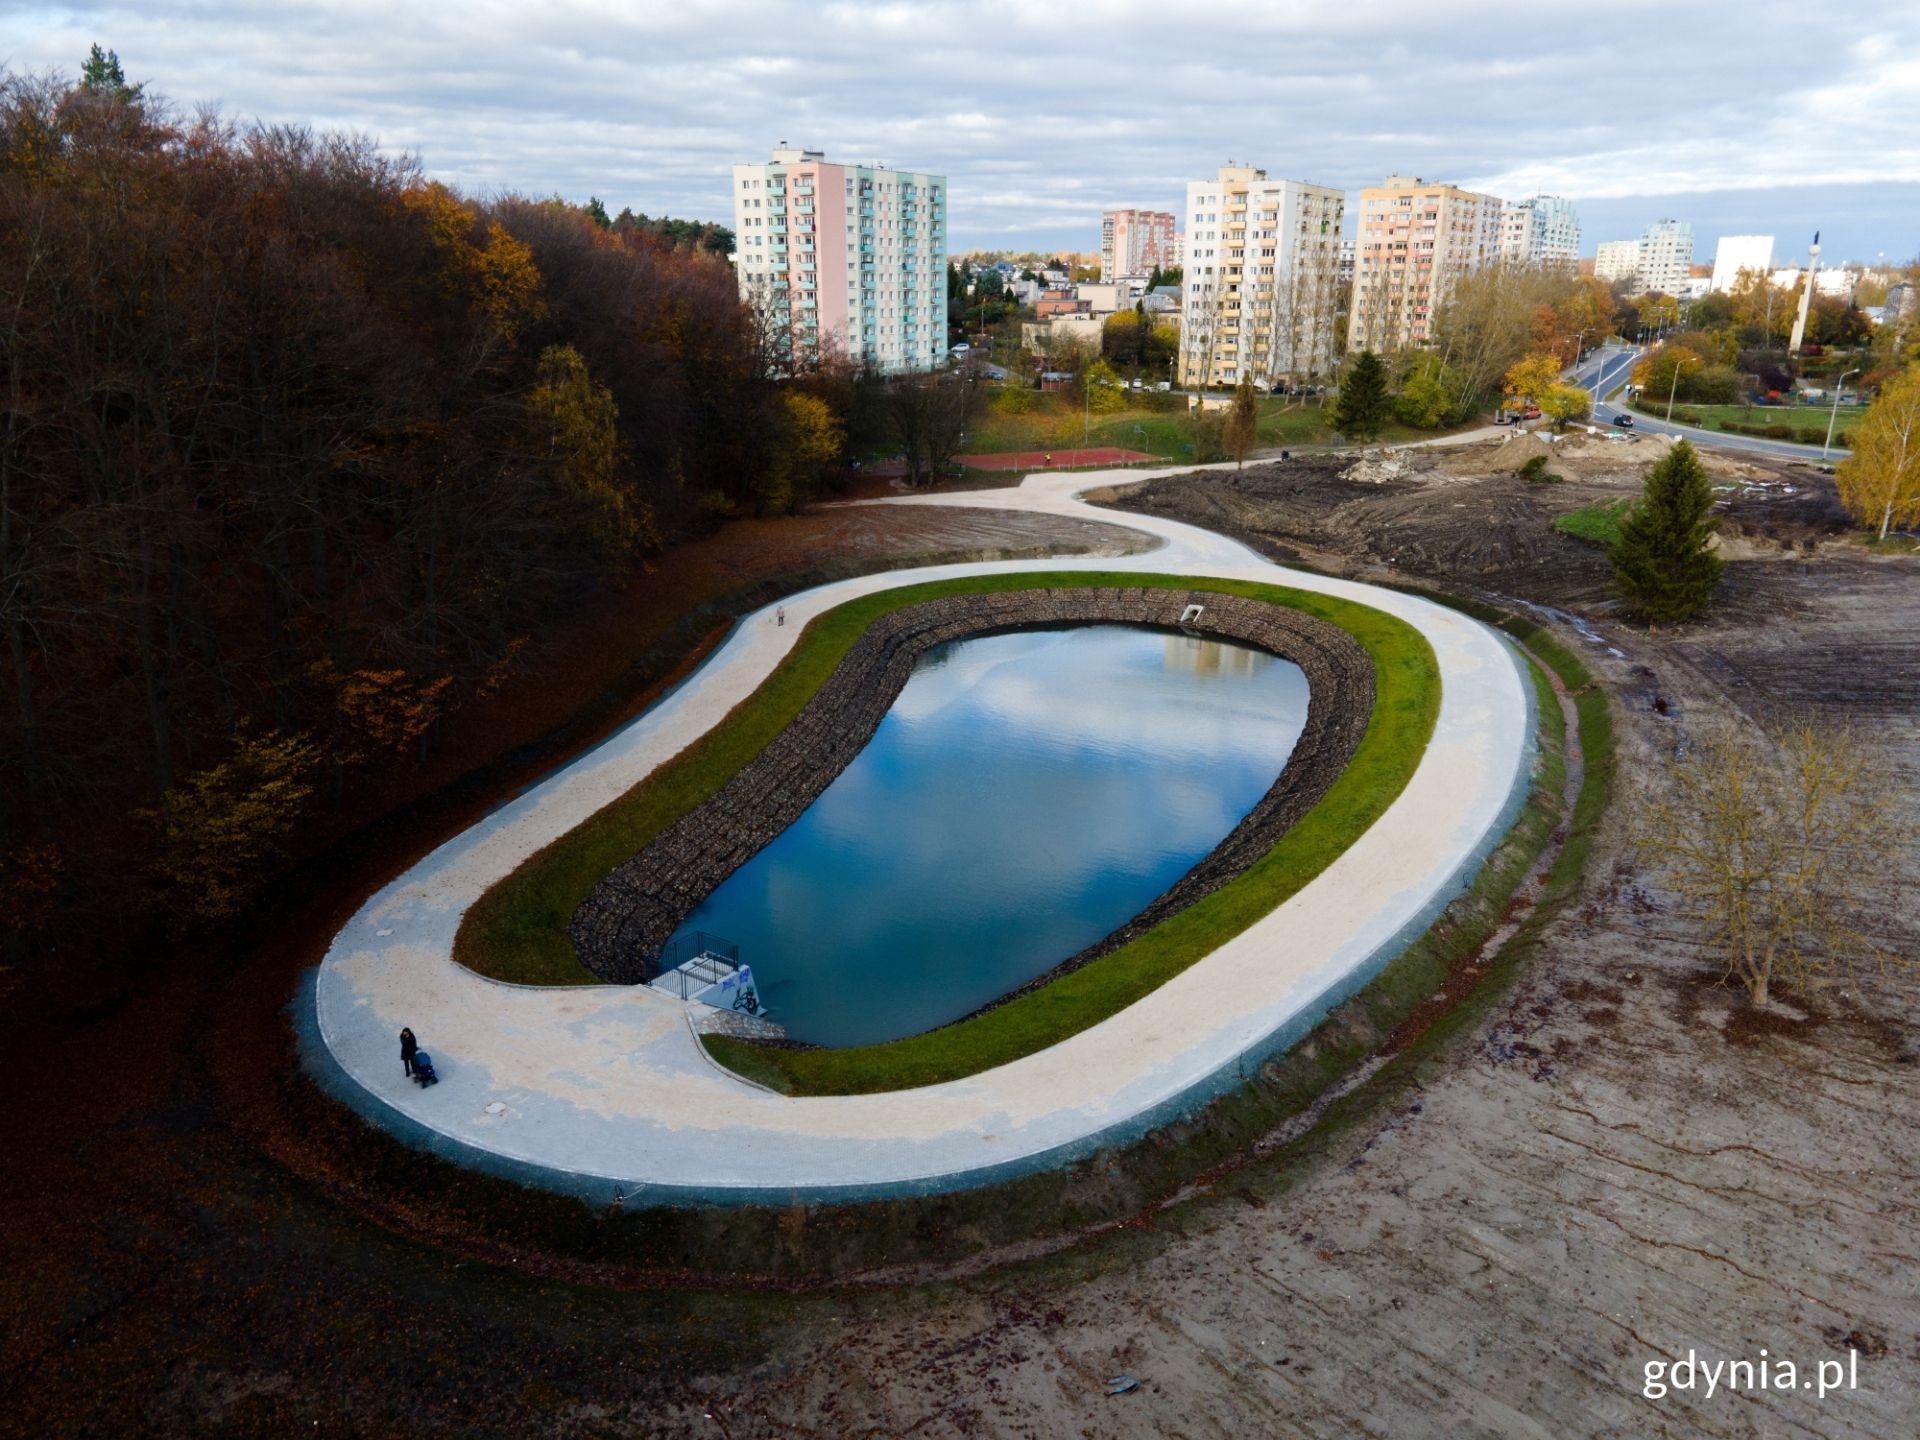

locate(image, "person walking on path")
(400, 1027), (418, 1079)
(775, 605), (785, 627)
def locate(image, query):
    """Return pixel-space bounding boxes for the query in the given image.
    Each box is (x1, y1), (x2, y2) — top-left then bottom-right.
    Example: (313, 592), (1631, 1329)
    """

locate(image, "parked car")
(1521, 406), (1542, 420)
(1155, 380), (1172, 392)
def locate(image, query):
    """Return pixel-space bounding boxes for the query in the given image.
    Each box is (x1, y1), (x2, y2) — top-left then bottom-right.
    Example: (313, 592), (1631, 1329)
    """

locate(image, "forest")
(0, 66), (839, 963)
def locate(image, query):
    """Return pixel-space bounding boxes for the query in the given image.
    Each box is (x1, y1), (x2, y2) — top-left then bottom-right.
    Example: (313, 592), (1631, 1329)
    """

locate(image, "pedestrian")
(775, 604), (785, 627)
(400, 1026), (418, 1079)
(1044, 451), (1052, 466)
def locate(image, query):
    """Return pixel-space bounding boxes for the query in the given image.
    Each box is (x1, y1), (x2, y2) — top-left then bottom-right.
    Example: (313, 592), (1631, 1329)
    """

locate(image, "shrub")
(1684, 364), (1742, 405)
(1185, 409), (1227, 462)
(994, 385), (1037, 415)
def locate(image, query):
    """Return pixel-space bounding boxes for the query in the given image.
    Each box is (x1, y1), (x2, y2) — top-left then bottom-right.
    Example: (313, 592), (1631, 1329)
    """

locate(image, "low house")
(1021, 315), (1104, 356)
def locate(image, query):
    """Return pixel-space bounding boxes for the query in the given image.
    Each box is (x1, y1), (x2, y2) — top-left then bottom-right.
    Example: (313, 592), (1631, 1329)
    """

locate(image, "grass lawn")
(1628, 400), (1865, 439)
(456, 570), (1440, 1095)
(964, 391), (1473, 459)
(1555, 500), (1633, 547)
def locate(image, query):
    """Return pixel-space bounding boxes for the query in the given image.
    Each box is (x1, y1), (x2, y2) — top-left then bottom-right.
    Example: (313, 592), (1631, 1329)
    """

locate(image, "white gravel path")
(308, 468), (1532, 1203)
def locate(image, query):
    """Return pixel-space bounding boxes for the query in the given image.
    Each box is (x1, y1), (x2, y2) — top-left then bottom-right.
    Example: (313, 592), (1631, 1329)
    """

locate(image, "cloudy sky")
(6, 1), (1917, 264)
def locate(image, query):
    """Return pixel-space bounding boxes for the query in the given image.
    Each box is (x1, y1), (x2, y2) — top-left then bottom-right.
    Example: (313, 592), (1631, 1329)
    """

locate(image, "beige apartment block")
(1179, 164), (1345, 389)
(1347, 175), (1503, 353)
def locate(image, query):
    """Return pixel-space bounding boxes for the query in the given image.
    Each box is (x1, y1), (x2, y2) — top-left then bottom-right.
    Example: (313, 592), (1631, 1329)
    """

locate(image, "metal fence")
(648, 930), (741, 999)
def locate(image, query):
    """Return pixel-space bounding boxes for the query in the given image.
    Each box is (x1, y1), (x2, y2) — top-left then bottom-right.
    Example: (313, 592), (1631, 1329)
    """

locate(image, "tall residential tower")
(731, 146), (947, 373)
(1637, 219), (1694, 296)
(1498, 196), (1580, 267)
(1179, 164), (1345, 388)
(1347, 175), (1503, 352)
(1100, 208), (1177, 282)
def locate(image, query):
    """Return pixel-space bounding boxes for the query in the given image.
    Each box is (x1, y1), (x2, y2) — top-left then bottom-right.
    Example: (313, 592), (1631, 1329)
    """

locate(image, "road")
(1570, 343), (1843, 464)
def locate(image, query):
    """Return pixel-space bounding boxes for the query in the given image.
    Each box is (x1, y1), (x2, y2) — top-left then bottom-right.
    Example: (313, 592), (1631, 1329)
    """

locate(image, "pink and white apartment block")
(1100, 208), (1177, 282)
(732, 146), (948, 373)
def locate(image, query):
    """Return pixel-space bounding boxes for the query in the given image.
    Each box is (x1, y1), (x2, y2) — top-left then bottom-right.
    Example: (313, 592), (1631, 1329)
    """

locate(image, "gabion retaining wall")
(568, 587), (1375, 992)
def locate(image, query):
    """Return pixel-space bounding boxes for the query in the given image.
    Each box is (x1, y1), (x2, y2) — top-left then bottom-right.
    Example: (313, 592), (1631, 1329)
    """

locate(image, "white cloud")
(3, 0), (1916, 255)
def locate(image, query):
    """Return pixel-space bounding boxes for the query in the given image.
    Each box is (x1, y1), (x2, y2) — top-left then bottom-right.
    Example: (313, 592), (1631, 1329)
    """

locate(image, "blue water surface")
(681, 624), (1308, 1046)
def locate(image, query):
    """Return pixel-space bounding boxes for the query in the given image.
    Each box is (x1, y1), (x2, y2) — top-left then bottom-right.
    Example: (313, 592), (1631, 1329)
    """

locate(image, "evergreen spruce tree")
(1332, 349), (1389, 442)
(1609, 439), (1724, 624)
(79, 44), (140, 100)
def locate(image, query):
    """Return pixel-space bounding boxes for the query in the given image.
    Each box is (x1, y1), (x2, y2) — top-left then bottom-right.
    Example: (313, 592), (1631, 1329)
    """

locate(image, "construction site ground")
(4, 430), (1915, 1438)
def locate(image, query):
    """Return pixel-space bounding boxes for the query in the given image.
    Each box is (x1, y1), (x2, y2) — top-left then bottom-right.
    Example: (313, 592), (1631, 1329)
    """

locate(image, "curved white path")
(308, 470), (1533, 1203)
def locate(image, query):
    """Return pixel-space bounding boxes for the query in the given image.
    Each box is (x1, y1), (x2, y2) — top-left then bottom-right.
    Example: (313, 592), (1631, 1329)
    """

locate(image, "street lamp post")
(1666, 355), (1696, 425)
(1824, 367), (1861, 459)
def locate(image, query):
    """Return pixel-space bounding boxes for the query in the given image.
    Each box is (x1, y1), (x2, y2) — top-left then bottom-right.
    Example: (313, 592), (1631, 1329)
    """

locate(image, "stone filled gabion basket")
(569, 587), (1374, 1003)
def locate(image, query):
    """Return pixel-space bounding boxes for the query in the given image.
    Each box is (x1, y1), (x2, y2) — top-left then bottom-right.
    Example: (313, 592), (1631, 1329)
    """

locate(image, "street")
(1571, 343), (1842, 464)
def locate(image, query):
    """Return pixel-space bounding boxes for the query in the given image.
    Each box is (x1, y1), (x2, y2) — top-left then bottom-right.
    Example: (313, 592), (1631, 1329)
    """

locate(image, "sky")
(6, 1), (1918, 265)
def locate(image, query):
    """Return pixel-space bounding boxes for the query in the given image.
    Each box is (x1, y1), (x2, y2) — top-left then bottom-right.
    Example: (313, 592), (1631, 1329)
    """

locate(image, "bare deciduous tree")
(1635, 718), (1909, 1007)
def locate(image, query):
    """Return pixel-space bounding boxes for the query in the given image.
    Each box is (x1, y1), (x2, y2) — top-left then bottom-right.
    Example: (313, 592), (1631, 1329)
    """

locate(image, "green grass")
(1628, 400), (1863, 438)
(701, 579), (1440, 1095)
(963, 391), (1471, 458)
(1554, 499), (1633, 547)
(456, 571), (1439, 1093)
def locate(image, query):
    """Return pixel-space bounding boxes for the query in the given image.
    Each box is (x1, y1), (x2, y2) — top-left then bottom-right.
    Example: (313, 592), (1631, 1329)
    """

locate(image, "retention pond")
(681, 624), (1308, 1046)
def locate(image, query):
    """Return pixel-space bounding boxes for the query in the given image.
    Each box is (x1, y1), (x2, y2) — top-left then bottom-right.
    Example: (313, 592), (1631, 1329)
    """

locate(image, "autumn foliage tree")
(1635, 719), (1908, 1008)
(0, 63), (793, 954)
(1836, 364), (1920, 539)
(1224, 377), (1260, 467)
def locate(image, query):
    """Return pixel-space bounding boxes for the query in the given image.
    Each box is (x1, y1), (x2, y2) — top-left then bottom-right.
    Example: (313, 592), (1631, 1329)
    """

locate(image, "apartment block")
(1179, 164), (1345, 388)
(1594, 239), (1641, 286)
(1709, 234), (1774, 292)
(1637, 219), (1694, 297)
(731, 145), (947, 374)
(1347, 175), (1504, 352)
(1498, 195), (1580, 266)
(1100, 208), (1177, 282)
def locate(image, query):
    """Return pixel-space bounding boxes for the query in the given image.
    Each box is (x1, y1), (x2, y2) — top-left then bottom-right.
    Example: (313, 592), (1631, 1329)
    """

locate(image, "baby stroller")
(411, 1049), (439, 1087)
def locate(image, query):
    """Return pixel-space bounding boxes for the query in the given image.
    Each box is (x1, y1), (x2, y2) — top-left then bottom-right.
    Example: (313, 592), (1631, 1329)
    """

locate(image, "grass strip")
(458, 573), (1438, 1096)
(1554, 499), (1634, 547)
(698, 577), (1438, 1094)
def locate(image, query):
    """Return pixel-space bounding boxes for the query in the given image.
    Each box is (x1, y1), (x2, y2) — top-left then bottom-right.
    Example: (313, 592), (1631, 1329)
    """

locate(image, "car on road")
(1521, 407), (1542, 421)
(1613, 413), (1634, 428)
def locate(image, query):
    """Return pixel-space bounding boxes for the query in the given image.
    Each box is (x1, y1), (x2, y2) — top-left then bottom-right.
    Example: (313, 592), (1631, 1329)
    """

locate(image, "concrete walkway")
(308, 469), (1534, 1204)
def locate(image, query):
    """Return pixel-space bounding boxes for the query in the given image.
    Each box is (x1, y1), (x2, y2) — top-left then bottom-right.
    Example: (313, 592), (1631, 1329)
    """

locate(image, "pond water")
(679, 624), (1309, 1047)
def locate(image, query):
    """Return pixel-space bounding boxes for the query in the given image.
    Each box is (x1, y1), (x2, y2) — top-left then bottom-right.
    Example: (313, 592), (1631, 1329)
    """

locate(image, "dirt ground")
(666, 438), (1918, 1437)
(5, 437), (1917, 1437)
